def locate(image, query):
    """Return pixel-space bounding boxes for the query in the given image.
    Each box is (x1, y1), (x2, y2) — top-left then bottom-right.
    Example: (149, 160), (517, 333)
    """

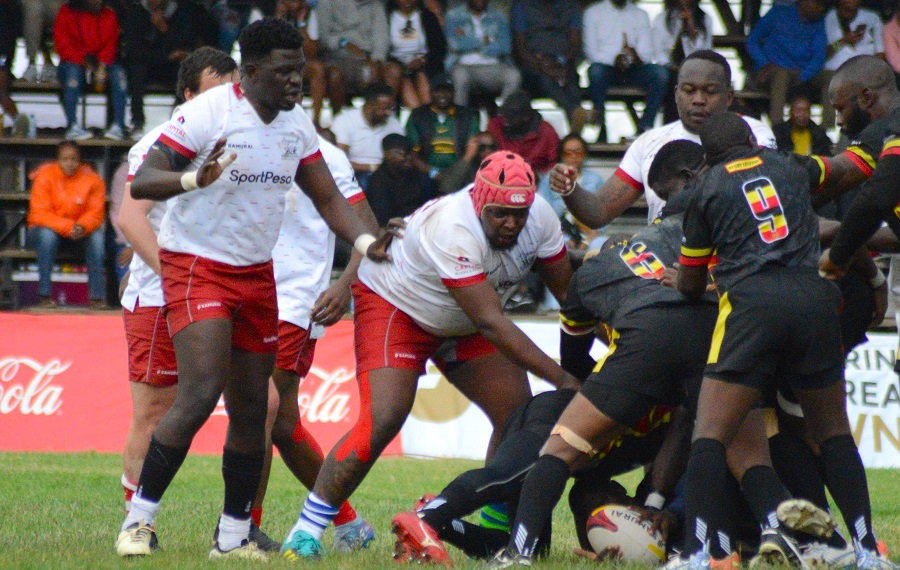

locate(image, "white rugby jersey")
(616, 116), (776, 223)
(273, 137), (365, 336)
(155, 83), (322, 265)
(359, 188), (567, 337)
(121, 123), (170, 311)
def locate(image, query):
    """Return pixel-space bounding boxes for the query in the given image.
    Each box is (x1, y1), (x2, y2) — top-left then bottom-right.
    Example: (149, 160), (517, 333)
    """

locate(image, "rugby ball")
(586, 504), (666, 564)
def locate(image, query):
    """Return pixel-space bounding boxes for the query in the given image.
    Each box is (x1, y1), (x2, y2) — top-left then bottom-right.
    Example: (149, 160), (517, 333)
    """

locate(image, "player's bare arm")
(310, 199), (379, 326)
(130, 138), (236, 200)
(675, 263), (707, 298)
(811, 153), (871, 209)
(117, 184), (162, 275)
(296, 158), (392, 262)
(550, 164), (642, 229)
(449, 280), (580, 390)
(535, 255), (572, 304)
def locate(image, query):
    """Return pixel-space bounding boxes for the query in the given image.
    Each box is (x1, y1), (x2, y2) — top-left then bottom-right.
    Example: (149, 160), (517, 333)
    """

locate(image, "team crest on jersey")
(176, 115), (185, 124)
(620, 241), (665, 279)
(279, 137), (299, 159)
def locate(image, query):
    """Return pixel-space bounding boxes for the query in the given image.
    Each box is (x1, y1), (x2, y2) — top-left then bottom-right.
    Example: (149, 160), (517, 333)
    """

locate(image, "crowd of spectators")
(9, 0), (900, 142)
(12, 0), (900, 311)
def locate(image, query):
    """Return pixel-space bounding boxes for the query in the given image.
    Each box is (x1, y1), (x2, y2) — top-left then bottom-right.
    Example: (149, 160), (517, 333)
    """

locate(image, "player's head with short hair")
(175, 47), (238, 105)
(237, 18), (306, 112)
(829, 55), (900, 137)
(699, 111), (755, 165)
(647, 140), (704, 200)
(238, 17), (304, 65)
(472, 151), (536, 249)
(676, 50), (735, 134)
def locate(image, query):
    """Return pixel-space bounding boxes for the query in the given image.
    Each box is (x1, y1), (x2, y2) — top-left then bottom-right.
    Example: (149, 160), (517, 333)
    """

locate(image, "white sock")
(217, 513), (251, 552)
(288, 493), (339, 541)
(122, 493), (160, 530)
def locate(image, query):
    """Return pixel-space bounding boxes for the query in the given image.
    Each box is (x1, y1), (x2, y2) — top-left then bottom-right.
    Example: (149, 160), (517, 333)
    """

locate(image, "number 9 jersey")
(679, 147), (827, 293)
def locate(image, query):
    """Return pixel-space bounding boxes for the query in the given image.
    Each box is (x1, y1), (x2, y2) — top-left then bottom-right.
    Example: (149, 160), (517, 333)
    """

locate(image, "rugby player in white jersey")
(549, 50), (777, 225)
(281, 151), (581, 560)
(251, 136), (377, 552)
(115, 17), (389, 560)
(116, 45), (239, 544)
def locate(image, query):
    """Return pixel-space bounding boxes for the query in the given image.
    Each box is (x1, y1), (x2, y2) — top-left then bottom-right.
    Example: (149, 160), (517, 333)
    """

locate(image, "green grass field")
(0, 452), (898, 569)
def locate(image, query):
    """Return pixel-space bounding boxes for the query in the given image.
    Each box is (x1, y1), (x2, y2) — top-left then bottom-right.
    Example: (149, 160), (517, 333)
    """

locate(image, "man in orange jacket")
(27, 140), (107, 308)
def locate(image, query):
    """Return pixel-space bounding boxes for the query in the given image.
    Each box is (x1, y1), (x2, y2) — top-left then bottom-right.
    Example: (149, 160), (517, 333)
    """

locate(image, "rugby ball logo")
(586, 505), (665, 563)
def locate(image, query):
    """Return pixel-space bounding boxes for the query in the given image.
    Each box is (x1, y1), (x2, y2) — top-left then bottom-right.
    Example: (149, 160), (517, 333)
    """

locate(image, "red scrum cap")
(470, 151), (536, 217)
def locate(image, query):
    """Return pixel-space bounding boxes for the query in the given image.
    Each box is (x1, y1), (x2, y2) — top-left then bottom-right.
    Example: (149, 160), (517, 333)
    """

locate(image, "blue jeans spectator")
(588, 62), (669, 136)
(57, 61), (127, 130)
(28, 225), (106, 300)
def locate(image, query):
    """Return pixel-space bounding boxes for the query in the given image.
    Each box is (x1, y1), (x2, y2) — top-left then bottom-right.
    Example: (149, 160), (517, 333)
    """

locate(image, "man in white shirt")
(115, 18), (389, 561)
(821, 0), (884, 128)
(281, 151), (580, 560)
(550, 50), (777, 226)
(583, 0), (670, 142)
(330, 81), (404, 187)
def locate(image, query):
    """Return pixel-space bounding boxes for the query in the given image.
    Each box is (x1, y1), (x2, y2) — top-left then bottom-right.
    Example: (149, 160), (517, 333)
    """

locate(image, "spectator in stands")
(363, 133), (435, 225)
(331, 82), (404, 188)
(653, 0), (713, 123)
(885, 5), (900, 89)
(211, 0), (254, 53)
(405, 74), (479, 175)
(444, 0), (520, 109)
(317, 0), (389, 119)
(437, 130), (497, 194)
(121, 0), (214, 137)
(746, 0), (828, 124)
(383, 0), (446, 110)
(537, 133), (603, 229)
(53, 0), (128, 141)
(487, 90), (560, 175)
(248, 0), (328, 127)
(0, 0), (32, 137)
(821, 0), (884, 128)
(26, 141), (107, 309)
(510, 0), (587, 134)
(22, 0), (64, 82)
(772, 93), (833, 156)
(584, 0), (669, 142)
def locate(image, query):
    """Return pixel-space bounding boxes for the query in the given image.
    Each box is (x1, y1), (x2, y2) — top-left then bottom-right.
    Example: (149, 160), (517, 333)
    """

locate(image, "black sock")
(222, 447), (264, 519)
(684, 438), (735, 558)
(818, 434), (877, 551)
(438, 519), (510, 559)
(506, 455), (569, 557)
(136, 436), (189, 502)
(769, 432), (829, 510)
(741, 465), (791, 530)
(421, 482), (481, 531)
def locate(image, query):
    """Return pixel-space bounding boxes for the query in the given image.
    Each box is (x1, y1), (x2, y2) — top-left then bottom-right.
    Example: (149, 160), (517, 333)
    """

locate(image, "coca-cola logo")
(212, 365), (354, 423)
(0, 357), (69, 415)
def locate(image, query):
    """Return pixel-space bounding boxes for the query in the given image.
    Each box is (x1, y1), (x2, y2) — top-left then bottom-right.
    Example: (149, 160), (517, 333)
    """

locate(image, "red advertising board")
(0, 313), (401, 456)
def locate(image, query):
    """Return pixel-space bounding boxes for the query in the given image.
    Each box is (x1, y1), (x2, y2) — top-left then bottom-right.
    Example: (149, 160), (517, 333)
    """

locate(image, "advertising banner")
(1, 313), (898, 467)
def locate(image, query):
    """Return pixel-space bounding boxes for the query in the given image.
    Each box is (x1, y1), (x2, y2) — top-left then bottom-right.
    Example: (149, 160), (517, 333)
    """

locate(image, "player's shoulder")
(128, 123), (168, 163)
(740, 115), (777, 149)
(627, 121), (686, 156)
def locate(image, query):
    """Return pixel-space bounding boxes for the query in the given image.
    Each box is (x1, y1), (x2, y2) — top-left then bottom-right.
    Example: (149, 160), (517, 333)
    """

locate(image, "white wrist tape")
(180, 153), (237, 191)
(557, 181), (576, 197)
(870, 270), (886, 289)
(354, 234), (377, 257)
(644, 491), (665, 510)
(180, 171), (199, 191)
